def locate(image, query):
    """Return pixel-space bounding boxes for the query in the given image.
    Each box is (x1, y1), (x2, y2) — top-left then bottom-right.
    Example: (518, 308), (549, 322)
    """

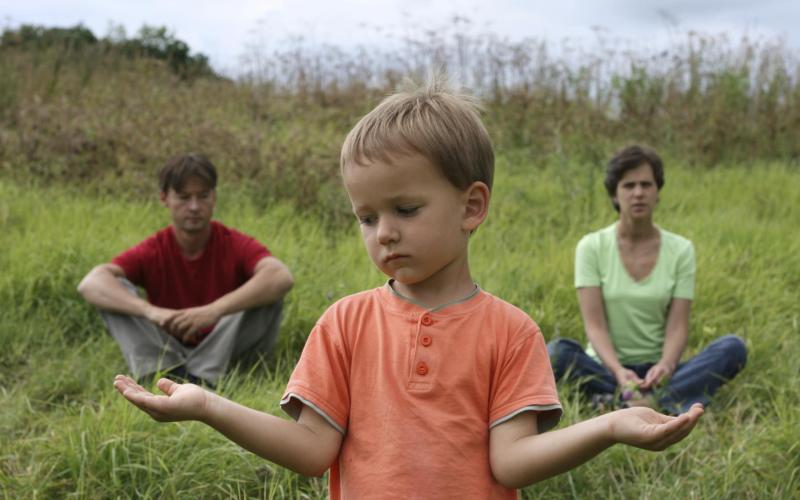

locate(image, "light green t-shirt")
(575, 223), (695, 365)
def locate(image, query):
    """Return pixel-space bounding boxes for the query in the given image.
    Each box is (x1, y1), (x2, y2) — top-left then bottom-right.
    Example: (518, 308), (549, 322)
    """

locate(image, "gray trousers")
(101, 279), (283, 384)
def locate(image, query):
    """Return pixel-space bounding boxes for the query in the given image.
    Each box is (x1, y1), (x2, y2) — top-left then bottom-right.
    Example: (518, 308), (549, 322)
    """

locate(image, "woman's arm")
(642, 298), (691, 389)
(577, 287), (642, 386)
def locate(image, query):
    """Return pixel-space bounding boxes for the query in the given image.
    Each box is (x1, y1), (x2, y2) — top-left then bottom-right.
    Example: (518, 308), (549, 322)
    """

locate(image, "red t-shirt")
(112, 221), (271, 338)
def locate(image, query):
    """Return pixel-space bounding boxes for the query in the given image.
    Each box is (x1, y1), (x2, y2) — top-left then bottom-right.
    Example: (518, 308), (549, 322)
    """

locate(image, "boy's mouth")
(384, 253), (407, 263)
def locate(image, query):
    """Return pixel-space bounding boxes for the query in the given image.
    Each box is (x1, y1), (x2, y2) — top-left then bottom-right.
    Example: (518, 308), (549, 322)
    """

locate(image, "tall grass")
(1, 159), (798, 498)
(2, 24), (799, 223)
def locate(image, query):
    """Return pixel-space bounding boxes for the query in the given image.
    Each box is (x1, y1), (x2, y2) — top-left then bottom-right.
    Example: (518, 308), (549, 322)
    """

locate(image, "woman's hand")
(609, 403), (704, 451)
(614, 367), (644, 388)
(113, 375), (211, 422)
(641, 361), (675, 390)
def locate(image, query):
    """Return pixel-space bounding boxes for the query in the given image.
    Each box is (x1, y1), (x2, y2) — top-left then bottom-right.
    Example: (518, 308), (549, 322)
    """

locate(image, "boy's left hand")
(609, 403), (704, 451)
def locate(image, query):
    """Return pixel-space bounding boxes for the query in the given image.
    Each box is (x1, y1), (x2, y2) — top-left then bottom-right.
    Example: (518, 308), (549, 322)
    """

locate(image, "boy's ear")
(462, 181), (490, 232)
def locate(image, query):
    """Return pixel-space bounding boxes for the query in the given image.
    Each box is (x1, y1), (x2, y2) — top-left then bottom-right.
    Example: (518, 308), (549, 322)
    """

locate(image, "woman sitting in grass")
(548, 145), (747, 414)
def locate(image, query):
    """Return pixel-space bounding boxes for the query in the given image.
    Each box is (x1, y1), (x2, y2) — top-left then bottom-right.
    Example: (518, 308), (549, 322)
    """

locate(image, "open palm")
(114, 375), (210, 422)
(610, 404), (704, 451)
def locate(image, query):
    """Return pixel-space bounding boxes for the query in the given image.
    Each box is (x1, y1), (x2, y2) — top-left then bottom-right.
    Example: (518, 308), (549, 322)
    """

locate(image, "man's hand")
(143, 305), (187, 343)
(145, 305), (179, 327)
(162, 305), (221, 343)
(608, 403), (704, 451)
(641, 361), (675, 390)
(113, 375), (211, 422)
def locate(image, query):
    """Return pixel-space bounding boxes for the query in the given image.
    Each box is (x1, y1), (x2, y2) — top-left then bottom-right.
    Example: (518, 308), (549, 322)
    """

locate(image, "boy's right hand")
(114, 375), (210, 422)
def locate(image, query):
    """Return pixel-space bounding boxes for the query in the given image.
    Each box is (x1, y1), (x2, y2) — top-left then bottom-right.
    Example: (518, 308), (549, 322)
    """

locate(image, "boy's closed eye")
(357, 214), (377, 226)
(356, 205), (420, 225)
(396, 205), (420, 216)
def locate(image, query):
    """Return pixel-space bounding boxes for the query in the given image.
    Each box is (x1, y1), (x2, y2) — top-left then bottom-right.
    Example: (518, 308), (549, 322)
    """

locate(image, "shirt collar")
(384, 279), (482, 313)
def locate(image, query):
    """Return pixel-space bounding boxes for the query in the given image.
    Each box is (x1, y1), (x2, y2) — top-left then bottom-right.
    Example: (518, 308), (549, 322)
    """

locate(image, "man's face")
(160, 176), (216, 234)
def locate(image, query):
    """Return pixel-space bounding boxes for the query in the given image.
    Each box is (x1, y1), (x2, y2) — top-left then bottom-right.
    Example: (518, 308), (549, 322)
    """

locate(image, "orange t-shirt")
(281, 284), (562, 499)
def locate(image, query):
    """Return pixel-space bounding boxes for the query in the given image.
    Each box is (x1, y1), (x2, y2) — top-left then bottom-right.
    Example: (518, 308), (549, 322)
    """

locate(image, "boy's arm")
(113, 375), (342, 477)
(489, 404), (704, 489)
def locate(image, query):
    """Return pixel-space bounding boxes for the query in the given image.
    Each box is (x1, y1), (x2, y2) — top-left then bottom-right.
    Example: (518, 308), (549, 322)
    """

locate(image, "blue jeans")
(547, 335), (747, 414)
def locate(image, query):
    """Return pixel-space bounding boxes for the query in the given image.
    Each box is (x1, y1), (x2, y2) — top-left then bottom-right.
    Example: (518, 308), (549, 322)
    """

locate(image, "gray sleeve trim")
(490, 404), (563, 432)
(279, 393), (345, 435)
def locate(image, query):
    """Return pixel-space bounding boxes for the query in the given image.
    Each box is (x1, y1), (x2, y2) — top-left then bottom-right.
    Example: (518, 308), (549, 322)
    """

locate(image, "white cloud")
(1, 0), (797, 72)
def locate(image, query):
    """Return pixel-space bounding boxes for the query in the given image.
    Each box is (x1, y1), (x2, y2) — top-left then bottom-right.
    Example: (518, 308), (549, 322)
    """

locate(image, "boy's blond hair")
(340, 75), (495, 191)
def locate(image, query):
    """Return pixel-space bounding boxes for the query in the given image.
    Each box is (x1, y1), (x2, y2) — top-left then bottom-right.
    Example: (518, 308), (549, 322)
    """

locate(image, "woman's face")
(613, 163), (659, 219)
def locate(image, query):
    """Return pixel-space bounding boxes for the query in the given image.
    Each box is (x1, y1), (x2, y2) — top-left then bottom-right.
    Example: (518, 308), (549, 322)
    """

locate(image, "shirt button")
(420, 315), (433, 326)
(416, 362), (429, 376)
(420, 335), (432, 347)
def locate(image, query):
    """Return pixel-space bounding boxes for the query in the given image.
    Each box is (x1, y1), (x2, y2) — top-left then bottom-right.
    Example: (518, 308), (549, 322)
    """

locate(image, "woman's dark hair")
(158, 153), (218, 194)
(604, 145), (664, 212)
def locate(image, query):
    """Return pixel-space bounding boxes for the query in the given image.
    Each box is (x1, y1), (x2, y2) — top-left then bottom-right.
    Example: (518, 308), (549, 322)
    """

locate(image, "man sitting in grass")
(113, 79), (703, 498)
(79, 153), (293, 387)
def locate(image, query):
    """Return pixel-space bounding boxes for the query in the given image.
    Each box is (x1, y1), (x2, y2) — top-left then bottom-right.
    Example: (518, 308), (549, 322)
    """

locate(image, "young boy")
(114, 78), (704, 498)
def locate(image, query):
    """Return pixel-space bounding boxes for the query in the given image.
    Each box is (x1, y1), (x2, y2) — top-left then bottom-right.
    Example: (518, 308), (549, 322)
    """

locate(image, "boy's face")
(343, 153), (487, 295)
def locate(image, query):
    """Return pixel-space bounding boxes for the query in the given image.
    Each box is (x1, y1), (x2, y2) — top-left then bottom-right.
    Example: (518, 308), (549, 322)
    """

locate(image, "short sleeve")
(281, 321), (351, 434)
(575, 233), (601, 288)
(673, 240), (695, 300)
(488, 325), (562, 432)
(111, 239), (154, 286)
(230, 230), (271, 277)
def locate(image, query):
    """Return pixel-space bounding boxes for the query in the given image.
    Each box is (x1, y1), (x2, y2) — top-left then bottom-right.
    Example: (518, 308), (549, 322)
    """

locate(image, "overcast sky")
(2, 1), (798, 74)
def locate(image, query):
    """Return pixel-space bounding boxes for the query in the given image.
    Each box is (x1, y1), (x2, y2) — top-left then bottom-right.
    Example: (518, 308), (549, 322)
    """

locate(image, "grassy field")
(1, 158), (798, 498)
(2, 22), (799, 498)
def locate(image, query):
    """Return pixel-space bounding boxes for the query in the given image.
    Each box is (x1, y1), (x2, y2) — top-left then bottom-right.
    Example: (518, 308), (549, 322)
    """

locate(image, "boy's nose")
(377, 219), (399, 245)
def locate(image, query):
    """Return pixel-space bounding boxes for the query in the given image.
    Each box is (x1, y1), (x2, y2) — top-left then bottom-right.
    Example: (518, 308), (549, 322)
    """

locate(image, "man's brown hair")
(158, 153), (218, 194)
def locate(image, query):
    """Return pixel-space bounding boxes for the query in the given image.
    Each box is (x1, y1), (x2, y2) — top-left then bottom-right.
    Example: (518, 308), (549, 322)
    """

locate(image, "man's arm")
(489, 404), (704, 489)
(642, 298), (691, 389)
(164, 256), (294, 339)
(213, 256), (294, 316)
(77, 264), (173, 324)
(113, 375), (342, 476)
(577, 287), (642, 386)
